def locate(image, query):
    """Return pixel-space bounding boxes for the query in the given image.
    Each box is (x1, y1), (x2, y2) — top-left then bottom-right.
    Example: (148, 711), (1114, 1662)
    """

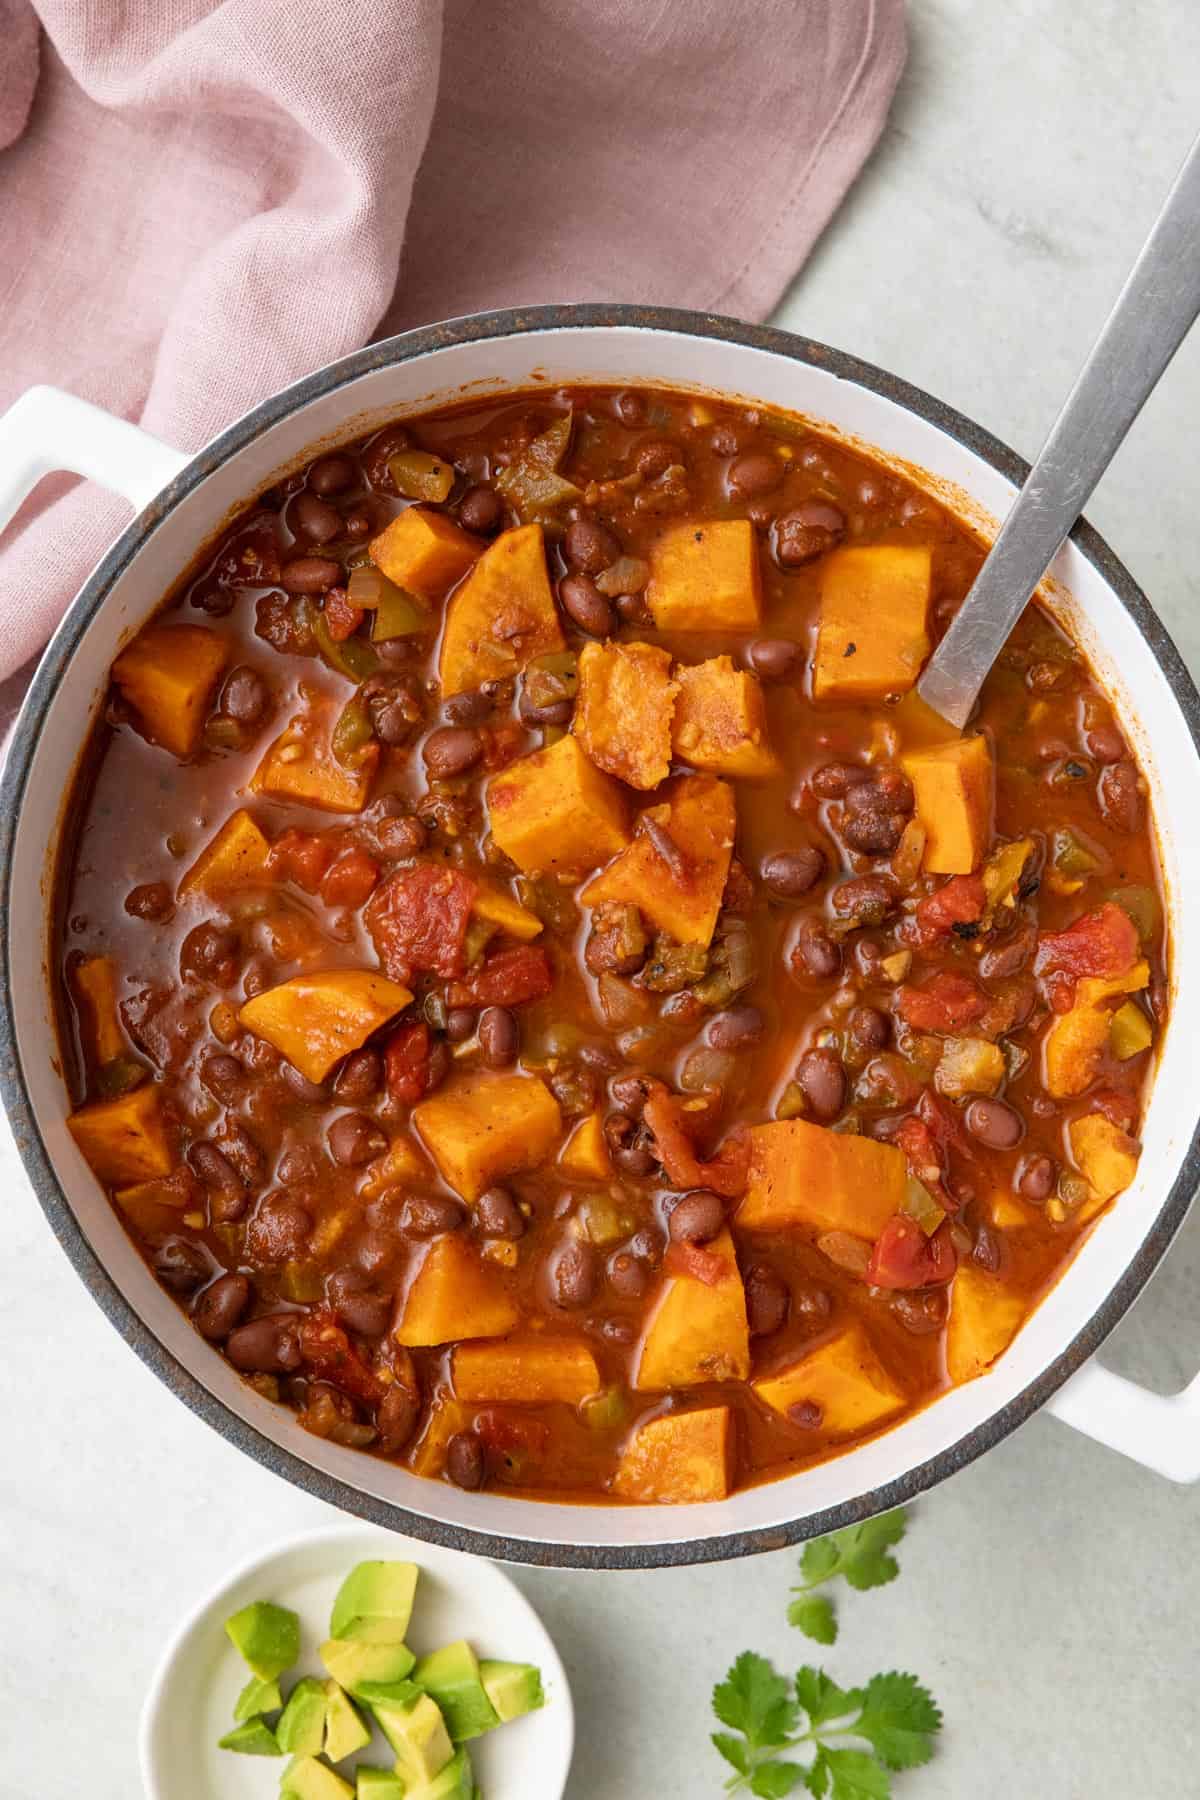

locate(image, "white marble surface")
(4, 5), (1200, 1796)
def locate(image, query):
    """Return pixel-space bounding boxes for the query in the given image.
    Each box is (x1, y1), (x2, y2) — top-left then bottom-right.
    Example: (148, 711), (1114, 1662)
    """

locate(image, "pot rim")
(3, 301), (1199, 1568)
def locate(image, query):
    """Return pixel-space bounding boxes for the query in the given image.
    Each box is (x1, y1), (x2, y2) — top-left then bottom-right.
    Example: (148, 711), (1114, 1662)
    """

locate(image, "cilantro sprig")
(787, 1510), (908, 1644)
(711, 1652), (940, 1798)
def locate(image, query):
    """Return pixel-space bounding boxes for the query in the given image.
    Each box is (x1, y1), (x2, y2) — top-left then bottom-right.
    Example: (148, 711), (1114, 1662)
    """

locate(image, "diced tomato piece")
(867, 1216), (957, 1289)
(299, 1308), (384, 1405)
(365, 863), (478, 982)
(915, 1087), (970, 1152)
(1089, 1086), (1138, 1134)
(475, 1410), (551, 1455)
(896, 1111), (958, 1214)
(897, 970), (987, 1032)
(384, 1020), (436, 1105)
(642, 1082), (750, 1199)
(269, 827), (336, 893)
(664, 1240), (727, 1286)
(480, 721), (528, 772)
(447, 944), (554, 1009)
(323, 586), (364, 643)
(1035, 901), (1138, 1011)
(319, 845), (380, 909)
(915, 873), (987, 940)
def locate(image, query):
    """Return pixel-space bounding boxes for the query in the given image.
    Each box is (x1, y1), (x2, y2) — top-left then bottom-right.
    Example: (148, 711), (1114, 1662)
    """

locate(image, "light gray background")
(3, 5), (1199, 1795)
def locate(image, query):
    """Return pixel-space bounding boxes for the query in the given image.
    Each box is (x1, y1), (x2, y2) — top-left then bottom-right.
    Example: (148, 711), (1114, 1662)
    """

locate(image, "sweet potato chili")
(56, 385), (1165, 1504)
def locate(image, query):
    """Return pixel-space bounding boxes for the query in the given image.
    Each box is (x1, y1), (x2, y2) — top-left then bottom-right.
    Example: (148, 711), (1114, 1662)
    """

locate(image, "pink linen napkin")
(0, 0), (906, 695)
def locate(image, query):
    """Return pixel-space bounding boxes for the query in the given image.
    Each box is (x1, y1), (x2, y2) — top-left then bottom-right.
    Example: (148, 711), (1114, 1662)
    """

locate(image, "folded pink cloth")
(0, 0), (905, 687)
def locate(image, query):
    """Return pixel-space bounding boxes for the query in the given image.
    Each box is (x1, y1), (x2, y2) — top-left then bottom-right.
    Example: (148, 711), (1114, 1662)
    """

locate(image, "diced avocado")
(280, 1755), (355, 1800)
(225, 1600), (301, 1680)
(413, 1641), (499, 1743)
(323, 1681), (371, 1762)
(320, 1637), (416, 1697)
(330, 1561), (419, 1644)
(217, 1718), (282, 1756)
(277, 1678), (328, 1756)
(406, 1747), (475, 1800)
(356, 1770), (407, 1800)
(234, 1675), (284, 1722)
(352, 1678), (423, 1709)
(479, 1658), (544, 1724)
(372, 1690), (454, 1785)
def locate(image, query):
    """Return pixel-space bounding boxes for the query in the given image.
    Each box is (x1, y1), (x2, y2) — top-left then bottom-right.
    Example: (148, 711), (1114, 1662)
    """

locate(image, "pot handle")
(0, 385), (188, 531)
(1045, 1360), (1200, 1482)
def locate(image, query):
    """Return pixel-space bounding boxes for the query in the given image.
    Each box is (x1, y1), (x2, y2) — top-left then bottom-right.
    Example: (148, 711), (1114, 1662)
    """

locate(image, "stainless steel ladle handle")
(918, 130), (1200, 729)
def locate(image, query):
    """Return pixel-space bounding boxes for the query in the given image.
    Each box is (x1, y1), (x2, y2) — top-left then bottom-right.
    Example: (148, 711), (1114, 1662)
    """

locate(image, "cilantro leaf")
(712, 1732), (751, 1775)
(855, 1672), (942, 1771)
(818, 1747), (892, 1799)
(787, 1592), (837, 1645)
(794, 1666), (862, 1730)
(790, 1510), (908, 1640)
(713, 1651), (798, 1748)
(750, 1764), (806, 1797)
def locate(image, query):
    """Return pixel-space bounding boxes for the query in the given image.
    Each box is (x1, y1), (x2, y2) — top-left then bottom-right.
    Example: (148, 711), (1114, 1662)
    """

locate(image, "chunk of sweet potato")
(452, 1337), (600, 1404)
(471, 883), (543, 942)
(369, 505), (480, 602)
(558, 1112), (610, 1182)
(114, 1166), (200, 1235)
(73, 955), (125, 1066)
(581, 774), (734, 948)
(112, 623), (229, 757)
(753, 1324), (904, 1436)
(612, 1405), (732, 1503)
(239, 970), (413, 1083)
(635, 1228), (750, 1391)
(671, 655), (779, 780)
(646, 519), (761, 632)
(412, 1072), (562, 1202)
(1070, 1112), (1140, 1215)
(901, 734), (993, 874)
(945, 1264), (1026, 1383)
(813, 546), (931, 701)
(68, 1083), (173, 1186)
(250, 706), (379, 813)
(575, 641), (677, 790)
(409, 1394), (471, 1477)
(487, 734), (630, 877)
(358, 1133), (431, 1200)
(439, 523), (564, 696)
(1042, 960), (1149, 1098)
(178, 809), (271, 898)
(395, 1234), (519, 1347)
(737, 1118), (906, 1239)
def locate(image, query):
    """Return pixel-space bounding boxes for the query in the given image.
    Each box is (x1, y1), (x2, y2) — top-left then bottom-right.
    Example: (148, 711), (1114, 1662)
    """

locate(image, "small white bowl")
(139, 1523), (574, 1800)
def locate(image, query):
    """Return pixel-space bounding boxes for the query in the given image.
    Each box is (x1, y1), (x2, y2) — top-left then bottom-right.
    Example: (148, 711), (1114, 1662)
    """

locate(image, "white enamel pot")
(3, 306), (1199, 1570)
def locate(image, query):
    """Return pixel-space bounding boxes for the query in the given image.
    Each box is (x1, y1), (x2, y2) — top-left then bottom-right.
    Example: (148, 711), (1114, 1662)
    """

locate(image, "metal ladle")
(917, 131), (1200, 729)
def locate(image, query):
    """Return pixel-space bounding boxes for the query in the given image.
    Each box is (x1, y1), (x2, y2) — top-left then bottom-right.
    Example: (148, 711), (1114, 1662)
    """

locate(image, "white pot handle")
(0, 385), (189, 532)
(1046, 1360), (1200, 1481)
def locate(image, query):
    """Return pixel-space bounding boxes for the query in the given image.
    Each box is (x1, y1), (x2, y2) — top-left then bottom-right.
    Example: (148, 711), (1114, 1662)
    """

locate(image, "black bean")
(746, 637), (801, 683)
(667, 1189), (724, 1244)
(964, 1097), (1023, 1150)
(478, 1006), (518, 1069)
(446, 1429), (485, 1490)
(613, 391), (647, 427)
(220, 1122), (265, 1186)
(705, 1005), (765, 1051)
(280, 556), (341, 594)
(475, 1186), (525, 1238)
(635, 439), (680, 478)
(761, 847), (823, 898)
(811, 760), (871, 800)
(794, 1283), (833, 1324)
(289, 490), (343, 545)
(441, 688), (492, 725)
(791, 917), (841, 980)
(559, 572), (614, 637)
(377, 1385), (421, 1455)
(422, 726), (483, 779)
(848, 1005), (889, 1051)
(744, 1263), (790, 1337)
(1098, 760), (1143, 834)
(726, 450), (781, 501)
(188, 1141), (243, 1196)
(547, 1238), (599, 1308)
(892, 1290), (947, 1336)
(327, 1270), (393, 1338)
(341, 509), (373, 541)
(972, 1223), (1004, 1273)
(795, 1047), (846, 1120)
(610, 1074), (653, 1118)
(607, 1251), (648, 1298)
(328, 1112), (388, 1167)
(772, 500), (846, 567)
(831, 873), (899, 926)
(193, 1272), (252, 1340)
(180, 922), (238, 986)
(458, 484), (503, 535)
(225, 1314), (302, 1373)
(1018, 1153), (1056, 1201)
(124, 880), (174, 921)
(604, 1111), (657, 1175)
(281, 1061), (327, 1102)
(333, 1049), (382, 1103)
(154, 1237), (210, 1293)
(445, 1007), (478, 1043)
(564, 517), (620, 574)
(400, 1193), (466, 1237)
(277, 1143), (322, 1185)
(1085, 723), (1126, 764)
(222, 665), (270, 724)
(246, 1192), (312, 1262)
(308, 453), (356, 496)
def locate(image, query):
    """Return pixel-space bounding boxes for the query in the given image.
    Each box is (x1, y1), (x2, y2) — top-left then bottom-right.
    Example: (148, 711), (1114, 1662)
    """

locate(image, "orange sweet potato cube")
(439, 523), (565, 696)
(635, 1229), (750, 1391)
(409, 1394), (471, 1477)
(1042, 961), (1149, 1099)
(250, 706), (379, 813)
(575, 641), (677, 790)
(369, 505), (480, 601)
(112, 623), (229, 757)
(901, 734), (993, 873)
(178, 809), (271, 898)
(72, 955), (126, 1067)
(558, 1112), (610, 1182)
(412, 1072), (563, 1202)
(1069, 1113), (1140, 1213)
(471, 883), (543, 942)
(486, 734), (630, 877)
(452, 1337), (600, 1404)
(753, 1324), (905, 1436)
(395, 1234), (519, 1346)
(737, 1119), (906, 1239)
(646, 519), (761, 632)
(813, 546), (931, 701)
(613, 1405), (733, 1503)
(945, 1264), (1026, 1383)
(671, 655), (779, 779)
(114, 1166), (201, 1236)
(68, 1083), (174, 1186)
(581, 773), (735, 948)
(238, 970), (413, 1083)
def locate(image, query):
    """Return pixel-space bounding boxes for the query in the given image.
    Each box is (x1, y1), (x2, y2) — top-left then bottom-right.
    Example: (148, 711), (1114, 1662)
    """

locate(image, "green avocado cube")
(352, 1677), (423, 1709)
(479, 1658), (544, 1724)
(218, 1718), (282, 1757)
(276, 1678), (329, 1756)
(320, 1638), (416, 1698)
(323, 1681), (371, 1762)
(413, 1642), (499, 1743)
(372, 1690), (453, 1784)
(234, 1676), (284, 1722)
(280, 1756), (355, 1800)
(405, 1748), (474, 1800)
(225, 1601), (301, 1681)
(355, 1769), (406, 1800)
(330, 1562), (419, 1644)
